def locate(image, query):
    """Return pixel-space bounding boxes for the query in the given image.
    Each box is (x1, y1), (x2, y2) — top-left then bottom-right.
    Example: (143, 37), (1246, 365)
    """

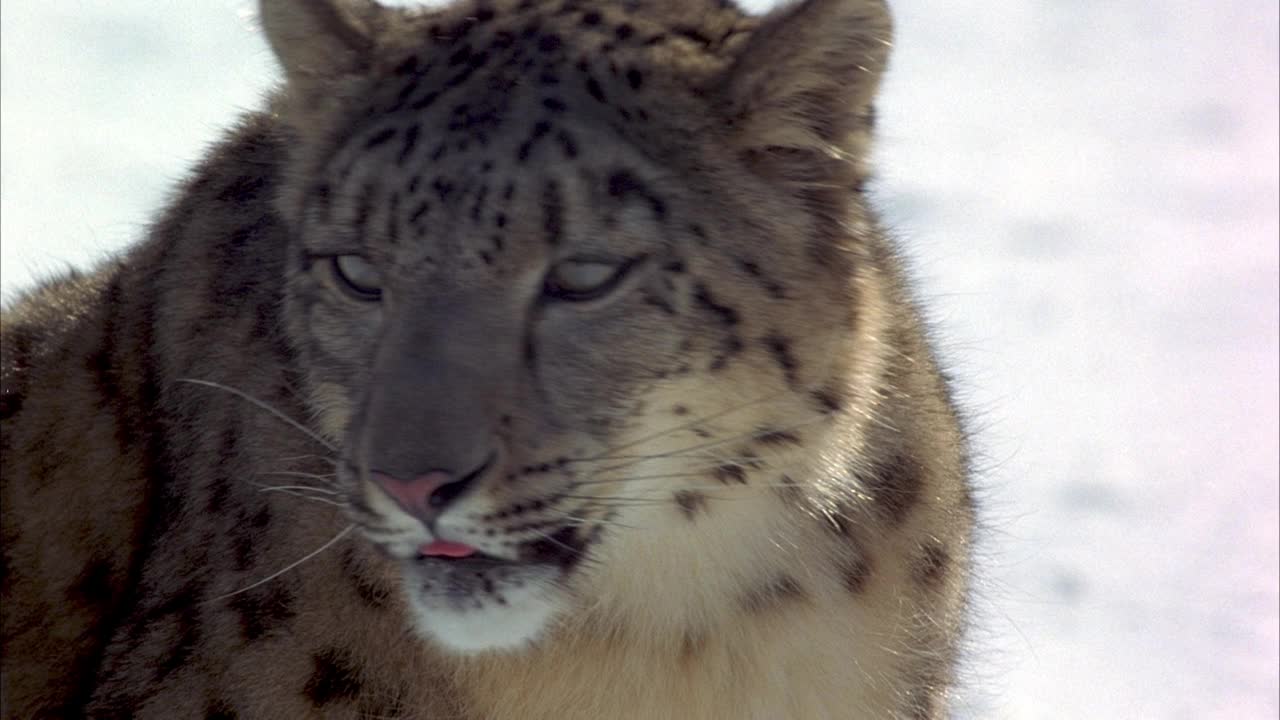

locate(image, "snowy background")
(2, 1), (1276, 717)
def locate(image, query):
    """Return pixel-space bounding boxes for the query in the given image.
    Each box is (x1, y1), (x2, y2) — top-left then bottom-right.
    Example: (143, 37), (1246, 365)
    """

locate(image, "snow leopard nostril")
(426, 460), (481, 509)
(370, 453), (492, 519)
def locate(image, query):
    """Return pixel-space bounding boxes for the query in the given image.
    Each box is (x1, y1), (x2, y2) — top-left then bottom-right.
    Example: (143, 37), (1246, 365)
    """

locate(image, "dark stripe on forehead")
(363, 127), (396, 150)
(541, 179), (565, 245)
(396, 124), (421, 166)
(606, 169), (666, 220)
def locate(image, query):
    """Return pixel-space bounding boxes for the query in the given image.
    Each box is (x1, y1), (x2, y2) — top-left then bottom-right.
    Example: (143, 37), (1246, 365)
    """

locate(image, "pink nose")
(369, 470), (461, 518)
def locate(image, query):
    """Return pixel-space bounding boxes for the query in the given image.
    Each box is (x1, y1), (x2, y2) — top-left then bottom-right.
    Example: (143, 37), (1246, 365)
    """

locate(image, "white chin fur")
(404, 577), (563, 654)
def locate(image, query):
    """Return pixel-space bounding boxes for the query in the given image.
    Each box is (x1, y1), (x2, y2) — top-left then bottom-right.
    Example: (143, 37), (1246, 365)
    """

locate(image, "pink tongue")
(419, 540), (478, 558)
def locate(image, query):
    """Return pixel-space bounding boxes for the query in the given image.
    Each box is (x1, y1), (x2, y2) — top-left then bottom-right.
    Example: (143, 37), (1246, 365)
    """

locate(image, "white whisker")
(257, 470), (339, 484)
(207, 525), (354, 604)
(178, 378), (336, 451)
(252, 483), (341, 496)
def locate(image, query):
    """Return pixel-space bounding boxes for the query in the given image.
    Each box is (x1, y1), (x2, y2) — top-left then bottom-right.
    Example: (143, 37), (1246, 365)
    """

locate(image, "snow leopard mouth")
(394, 523), (597, 601)
(403, 552), (547, 596)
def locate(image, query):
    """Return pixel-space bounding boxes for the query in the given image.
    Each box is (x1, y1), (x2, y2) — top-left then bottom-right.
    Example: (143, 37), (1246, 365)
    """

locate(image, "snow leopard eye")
(329, 254), (382, 301)
(543, 257), (639, 302)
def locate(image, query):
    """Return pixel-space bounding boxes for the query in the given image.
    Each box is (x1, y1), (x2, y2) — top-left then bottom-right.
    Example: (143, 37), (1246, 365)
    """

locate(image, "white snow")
(2, 1), (1276, 717)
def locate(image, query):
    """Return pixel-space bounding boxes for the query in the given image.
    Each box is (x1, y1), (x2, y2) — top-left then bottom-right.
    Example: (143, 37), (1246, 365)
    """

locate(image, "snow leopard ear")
(259, 0), (382, 86)
(720, 0), (892, 181)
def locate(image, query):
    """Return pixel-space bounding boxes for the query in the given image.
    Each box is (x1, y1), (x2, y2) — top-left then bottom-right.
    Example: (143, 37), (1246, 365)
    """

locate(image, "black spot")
(149, 582), (205, 683)
(432, 177), (455, 202)
(396, 124), (421, 165)
(310, 181), (332, 213)
(385, 192), (402, 244)
(228, 582), (296, 642)
(772, 474), (805, 506)
(69, 556), (114, 608)
(860, 454), (925, 527)
(556, 130), (579, 158)
(226, 504), (269, 571)
(523, 526), (590, 571)
(542, 96), (567, 112)
(841, 554), (873, 594)
(0, 389), (24, 420)
(585, 76), (606, 103)
(205, 699), (238, 720)
(216, 174), (266, 203)
(913, 541), (950, 590)
(672, 25), (713, 47)
(363, 127), (396, 150)
(447, 43), (474, 66)
(492, 30), (516, 49)
(409, 201), (431, 225)
(614, 23), (634, 40)
(763, 334), (800, 387)
(541, 180), (564, 245)
(538, 33), (562, 53)
(388, 81), (419, 113)
(469, 183), (490, 223)
(625, 68), (643, 90)
(440, 57), (481, 85)
(906, 681), (942, 720)
(350, 184), (375, 237)
(810, 385), (845, 414)
(604, 170), (666, 219)
(642, 291), (676, 315)
(392, 55), (420, 76)
(410, 90), (440, 111)
(709, 335), (744, 371)
(304, 648), (363, 706)
(714, 464), (747, 485)
(693, 284), (739, 327)
(250, 504), (270, 528)
(736, 258), (786, 298)
(756, 428), (801, 447)
(673, 490), (708, 520)
(822, 499), (854, 537)
(517, 120), (553, 163)
(474, 7), (495, 23)
(232, 526), (255, 572)
(680, 628), (706, 663)
(88, 280), (126, 441)
(740, 575), (806, 614)
(206, 479), (231, 517)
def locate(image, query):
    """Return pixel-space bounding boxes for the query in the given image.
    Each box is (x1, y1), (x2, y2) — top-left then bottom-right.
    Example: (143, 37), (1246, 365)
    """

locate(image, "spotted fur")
(0, 0), (974, 718)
